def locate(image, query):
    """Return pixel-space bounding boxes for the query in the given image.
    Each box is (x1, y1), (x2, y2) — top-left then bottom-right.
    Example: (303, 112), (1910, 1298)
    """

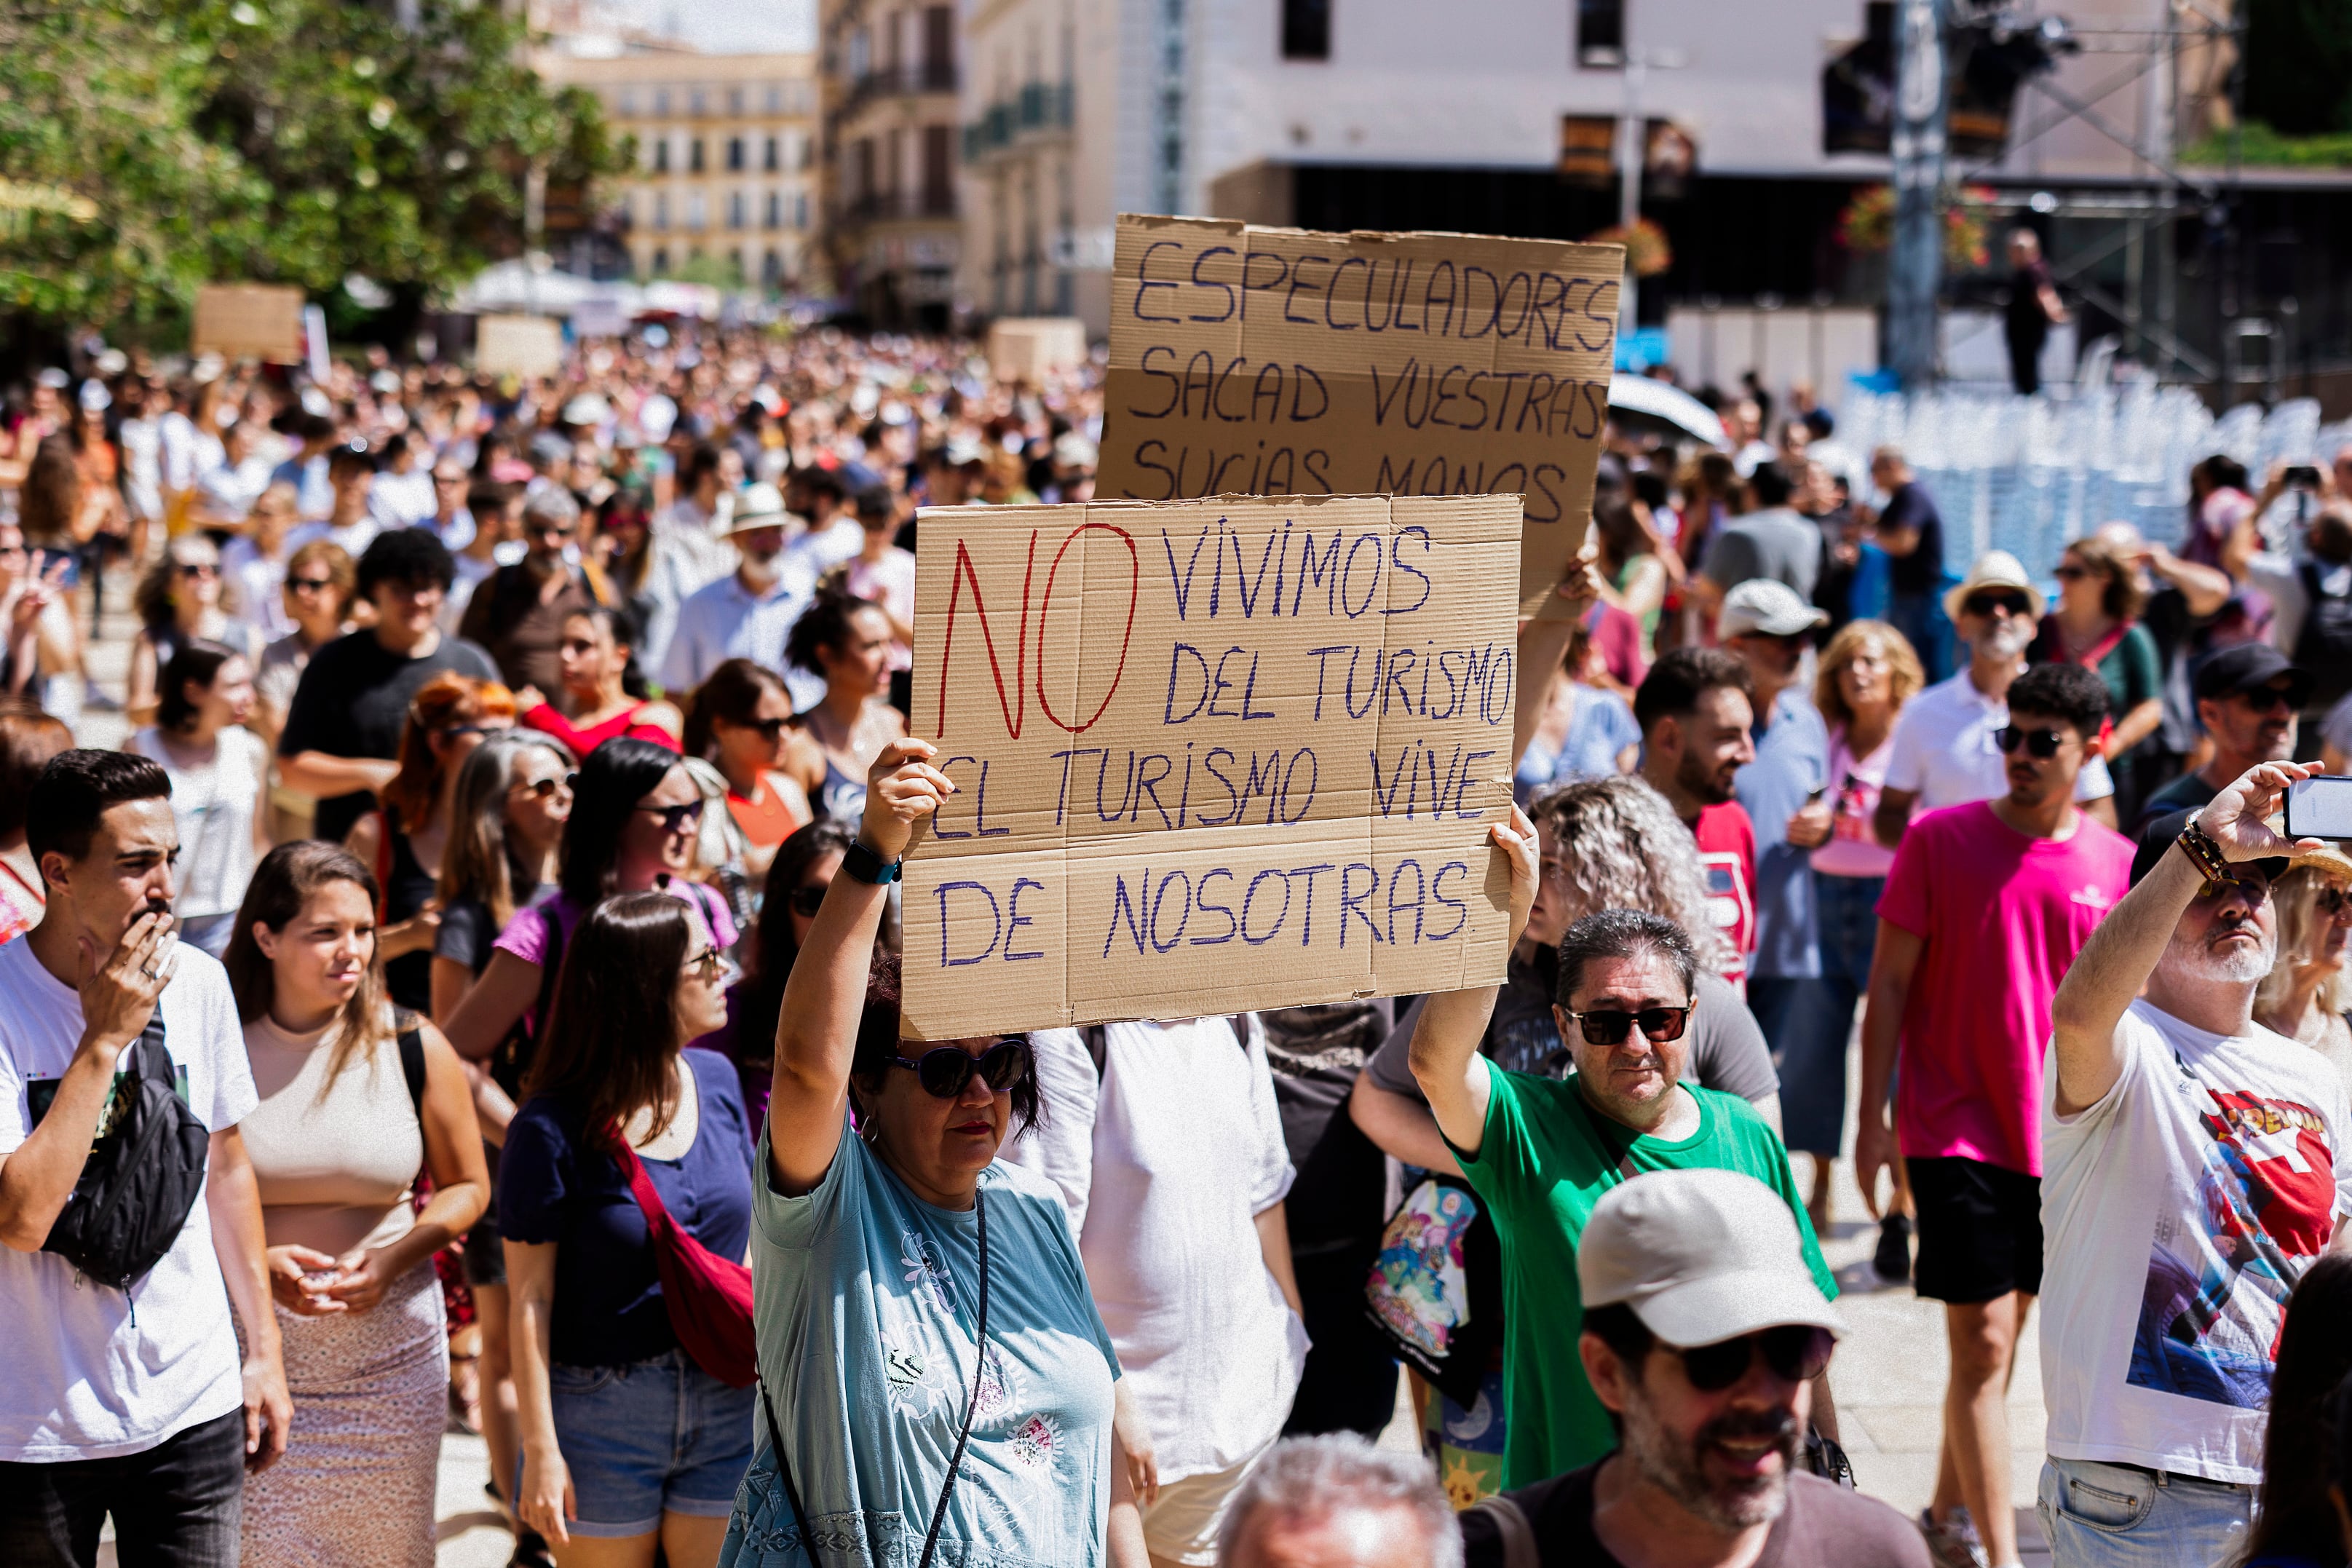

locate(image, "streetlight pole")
(1886, 0), (1947, 389)
(1615, 45), (1684, 341)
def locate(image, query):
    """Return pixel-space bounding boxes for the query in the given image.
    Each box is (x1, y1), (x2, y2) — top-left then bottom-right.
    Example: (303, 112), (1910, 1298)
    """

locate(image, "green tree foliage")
(0, 0), (623, 335)
(2243, 0), (2352, 135)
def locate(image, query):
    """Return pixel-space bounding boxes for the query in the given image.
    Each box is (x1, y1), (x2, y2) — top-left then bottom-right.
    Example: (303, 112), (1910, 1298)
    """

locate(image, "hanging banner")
(900, 491), (1520, 1039)
(1096, 215), (1624, 621)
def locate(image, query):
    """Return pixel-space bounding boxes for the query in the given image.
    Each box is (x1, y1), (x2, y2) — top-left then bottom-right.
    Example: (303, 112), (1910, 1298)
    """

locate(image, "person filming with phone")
(0, 750), (292, 1567)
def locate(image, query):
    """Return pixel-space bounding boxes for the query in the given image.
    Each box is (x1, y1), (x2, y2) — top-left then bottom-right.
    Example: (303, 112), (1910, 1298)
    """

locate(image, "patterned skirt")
(240, 1258), (448, 1568)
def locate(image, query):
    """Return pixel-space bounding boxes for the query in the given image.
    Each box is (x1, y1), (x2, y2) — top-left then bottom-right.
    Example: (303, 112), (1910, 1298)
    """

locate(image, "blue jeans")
(1887, 590), (1949, 684)
(537, 1349), (756, 1538)
(2037, 1457), (2252, 1568)
(1771, 872), (1883, 1157)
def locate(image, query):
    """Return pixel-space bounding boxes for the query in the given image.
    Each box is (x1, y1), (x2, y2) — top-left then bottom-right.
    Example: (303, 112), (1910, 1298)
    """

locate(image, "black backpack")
(41, 1009), (211, 1292)
(2293, 561), (2352, 710)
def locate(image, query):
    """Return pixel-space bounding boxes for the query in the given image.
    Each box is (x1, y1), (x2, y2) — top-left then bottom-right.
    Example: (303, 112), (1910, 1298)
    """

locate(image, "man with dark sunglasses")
(1876, 550), (2119, 850)
(1459, 1170), (1928, 1567)
(1411, 882), (1835, 1495)
(1855, 662), (2134, 1568)
(2135, 644), (2311, 831)
(2036, 767), (2352, 1568)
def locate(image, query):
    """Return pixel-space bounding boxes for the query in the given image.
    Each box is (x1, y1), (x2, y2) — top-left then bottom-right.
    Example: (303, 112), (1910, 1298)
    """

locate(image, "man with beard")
(1457, 1169), (1926, 1567)
(1874, 551), (2119, 848)
(659, 482), (822, 707)
(1854, 662), (2133, 1568)
(2037, 765), (2352, 1568)
(1636, 649), (1758, 989)
(1411, 897), (1834, 1495)
(2134, 644), (2309, 829)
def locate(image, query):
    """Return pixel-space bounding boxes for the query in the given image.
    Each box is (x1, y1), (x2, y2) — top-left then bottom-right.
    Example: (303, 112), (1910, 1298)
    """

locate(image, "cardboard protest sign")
(191, 284), (306, 363)
(901, 492), (1519, 1040)
(987, 317), (1088, 381)
(1097, 216), (1623, 621)
(475, 313), (566, 378)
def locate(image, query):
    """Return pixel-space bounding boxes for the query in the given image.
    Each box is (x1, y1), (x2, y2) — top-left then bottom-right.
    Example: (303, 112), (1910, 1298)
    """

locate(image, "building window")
(763, 249), (782, 286)
(652, 137), (669, 173)
(652, 247), (669, 275)
(765, 191), (783, 228)
(726, 136), (745, 171)
(689, 87), (707, 115)
(795, 192), (809, 228)
(728, 87), (744, 114)
(1281, 0), (1330, 59)
(689, 138), (705, 173)
(764, 136), (780, 172)
(686, 192), (708, 230)
(923, 5), (954, 84)
(617, 86), (637, 115)
(765, 84), (783, 112)
(729, 190), (746, 229)
(1576, 0), (1624, 64)
(921, 124), (954, 214)
(654, 86), (671, 115)
(654, 191), (670, 229)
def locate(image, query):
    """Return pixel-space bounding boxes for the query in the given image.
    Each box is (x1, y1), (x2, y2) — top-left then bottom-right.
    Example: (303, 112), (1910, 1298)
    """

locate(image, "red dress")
(521, 700), (680, 755)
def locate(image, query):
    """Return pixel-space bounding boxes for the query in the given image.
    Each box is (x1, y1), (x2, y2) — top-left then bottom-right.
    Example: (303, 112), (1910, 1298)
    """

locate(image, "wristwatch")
(842, 837), (903, 885)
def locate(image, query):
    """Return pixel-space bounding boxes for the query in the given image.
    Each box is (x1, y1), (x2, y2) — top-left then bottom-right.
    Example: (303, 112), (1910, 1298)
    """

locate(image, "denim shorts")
(538, 1348), (755, 1537)
(2037, 1456), (2252, 1568)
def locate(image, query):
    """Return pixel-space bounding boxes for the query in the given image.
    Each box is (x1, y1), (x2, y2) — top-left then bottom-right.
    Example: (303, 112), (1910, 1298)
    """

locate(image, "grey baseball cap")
(1577, 1168), (1845, 1347)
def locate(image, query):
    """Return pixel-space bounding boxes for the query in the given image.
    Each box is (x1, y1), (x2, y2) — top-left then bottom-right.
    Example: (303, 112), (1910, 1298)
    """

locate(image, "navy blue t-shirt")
(498, 1048), (756, 1367)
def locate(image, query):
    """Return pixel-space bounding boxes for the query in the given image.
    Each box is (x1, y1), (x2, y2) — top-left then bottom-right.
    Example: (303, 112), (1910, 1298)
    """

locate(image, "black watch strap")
(842, 838), (903, 885)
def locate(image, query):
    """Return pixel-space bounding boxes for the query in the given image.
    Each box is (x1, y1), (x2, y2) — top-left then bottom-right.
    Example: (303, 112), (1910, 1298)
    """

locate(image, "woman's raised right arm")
(767, 738), (951, 1197)
(443, 948), (542, 1063)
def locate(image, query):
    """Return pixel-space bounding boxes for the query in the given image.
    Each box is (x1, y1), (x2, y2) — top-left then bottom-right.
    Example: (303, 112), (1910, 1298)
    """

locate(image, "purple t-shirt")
(493, 878), (740, 1034)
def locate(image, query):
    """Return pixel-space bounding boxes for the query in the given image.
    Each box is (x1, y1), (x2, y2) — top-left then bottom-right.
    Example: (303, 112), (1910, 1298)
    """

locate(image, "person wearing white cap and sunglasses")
(1457, 1168), (1927, 1568)
(660, 483), (822, 708)
(1873, 550), (2118, 851)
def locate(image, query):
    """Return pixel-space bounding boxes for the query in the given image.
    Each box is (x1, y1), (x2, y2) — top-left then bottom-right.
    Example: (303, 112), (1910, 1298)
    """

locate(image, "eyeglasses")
(2193, 865), (2274, 905)
(2231, 685), (2297, 715)
(787, 880), (831, 917)
(533, 524), (577, 541)
(683, 946), (732, 983)
(510, 775), (569, 801)
(636, 800), (705, 834)
(1670, 1325), (1837, 1393)
(286, 575), (336, 594)
(2052, 562), (2094, 582)
(736, 716), (791, 740)
(2313, 884), (2352, 917)
(1993, 724), (2071, 758)
(1961, 591), (2032, 619)
(436, 723), (504, 742)
(888, 1038), (1031, 1099)
(434, 475), (467, 486)
(173, 562), (218, 579)
(1561, 1001), (1695, 1046)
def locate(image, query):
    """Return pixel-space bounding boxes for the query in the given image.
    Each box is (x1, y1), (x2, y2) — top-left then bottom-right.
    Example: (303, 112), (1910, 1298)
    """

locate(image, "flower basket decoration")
(1835, 183), (1996, 271)
(1585, 218), (1672, 278)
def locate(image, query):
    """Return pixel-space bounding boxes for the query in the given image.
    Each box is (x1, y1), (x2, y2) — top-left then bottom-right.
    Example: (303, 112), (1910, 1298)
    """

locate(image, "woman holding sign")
(720, 737), (1144, 1568)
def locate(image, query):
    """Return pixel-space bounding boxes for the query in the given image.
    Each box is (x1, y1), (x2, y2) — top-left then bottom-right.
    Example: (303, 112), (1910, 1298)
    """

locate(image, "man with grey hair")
(1215, 1434), (1458, 1568)
(1409, 837), (1836, 1496)
(1457, 1169), (1928, 1566)
(457, 482), (601, 695)
(2036, 766), (2352, 1568)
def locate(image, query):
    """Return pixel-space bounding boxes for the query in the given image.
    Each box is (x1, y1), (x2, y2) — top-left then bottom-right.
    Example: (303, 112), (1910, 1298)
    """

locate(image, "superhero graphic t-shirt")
(2040, 1001), (2352, 1484)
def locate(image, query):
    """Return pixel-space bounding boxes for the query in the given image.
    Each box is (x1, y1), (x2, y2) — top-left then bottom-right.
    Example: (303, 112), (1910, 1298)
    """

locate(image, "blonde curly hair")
(1526, 774), (1734, 974)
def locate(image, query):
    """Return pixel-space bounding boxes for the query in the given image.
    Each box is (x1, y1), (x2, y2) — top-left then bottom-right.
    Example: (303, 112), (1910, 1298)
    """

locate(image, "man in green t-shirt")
(1410, 809), (1838, 1491)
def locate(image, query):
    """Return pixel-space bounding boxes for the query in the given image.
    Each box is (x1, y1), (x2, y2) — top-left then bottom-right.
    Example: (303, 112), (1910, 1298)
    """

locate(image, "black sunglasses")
(888, 1038), (1030, 1099)
(636, 800), (705, 834)
(1561, 1002), (1695, 1046)
(1963, 591), (2032, 619)
(788, 881), (831, 916)
(1994, 724), (2070, 758)
(510, 775), (569, 800)
(1672, 1324), (1837, 1392)
(2314, 885), (2352, 916)
(740, 716), (791, 739)
(2231, 685), (2297, 715)
(286, 575), (336, 593)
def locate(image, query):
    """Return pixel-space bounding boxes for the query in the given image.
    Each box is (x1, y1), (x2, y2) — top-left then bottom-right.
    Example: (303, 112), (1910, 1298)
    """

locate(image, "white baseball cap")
(1577, 1168), (1845, 1347)
(1717, 579), (1829, 640)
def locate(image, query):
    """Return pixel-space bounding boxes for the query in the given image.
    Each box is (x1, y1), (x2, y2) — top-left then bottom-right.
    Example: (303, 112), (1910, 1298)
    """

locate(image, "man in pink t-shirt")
(1855, 662), (2133, 1568)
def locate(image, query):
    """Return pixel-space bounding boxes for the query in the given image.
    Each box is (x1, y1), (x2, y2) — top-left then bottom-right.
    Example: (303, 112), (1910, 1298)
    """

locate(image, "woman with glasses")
(347, 673), (519, 1013)
(125, 534), (263, 724)
(2254, 853), (2352, 1085)
(518, 604), (684, 755)
(226, 842), (488, 1568)
(683, 660), (812, 887)
(722, 738), (1137, 1568)
(221, 480), (301, 642)
(502, 891), (756, 1568)
(253, 539), (355, 756)
(2032, 533), (2163, 819)
(127, 641), (270, 957)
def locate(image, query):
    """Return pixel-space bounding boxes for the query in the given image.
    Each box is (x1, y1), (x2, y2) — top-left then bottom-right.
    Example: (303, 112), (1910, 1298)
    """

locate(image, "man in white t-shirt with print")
(0, 750), (288, 1567)
(2039, 761), (2352, 1568)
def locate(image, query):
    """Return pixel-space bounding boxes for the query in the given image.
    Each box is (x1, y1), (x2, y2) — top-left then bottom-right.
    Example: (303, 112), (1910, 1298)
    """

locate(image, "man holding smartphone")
(2037, 765), (2352, 1567)
(0, 751), (289, 1567)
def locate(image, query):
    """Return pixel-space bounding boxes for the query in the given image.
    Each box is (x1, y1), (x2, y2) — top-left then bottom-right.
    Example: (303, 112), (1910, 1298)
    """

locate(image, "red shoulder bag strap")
(603, 1121), (758, 1387)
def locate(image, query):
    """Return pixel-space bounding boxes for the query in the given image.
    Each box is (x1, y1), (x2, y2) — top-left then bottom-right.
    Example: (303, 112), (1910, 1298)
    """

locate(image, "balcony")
(837, 60), (959, 122)
(842, 190), (959, 224)
(963, 82), (1074, 162)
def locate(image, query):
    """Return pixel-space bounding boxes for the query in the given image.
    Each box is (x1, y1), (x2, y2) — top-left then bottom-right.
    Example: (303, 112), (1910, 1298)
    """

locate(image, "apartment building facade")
(818, 0), (963, 327)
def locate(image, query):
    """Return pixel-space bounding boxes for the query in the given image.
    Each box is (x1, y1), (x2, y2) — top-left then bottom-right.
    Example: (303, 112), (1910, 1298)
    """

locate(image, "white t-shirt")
(0, 939), (257, 1460)
(1002, 1016), (1306, 1482)
(1883, 669), (2115, 809)
(2040, 999), (2352, 1484)
(129, 726), (267, 920)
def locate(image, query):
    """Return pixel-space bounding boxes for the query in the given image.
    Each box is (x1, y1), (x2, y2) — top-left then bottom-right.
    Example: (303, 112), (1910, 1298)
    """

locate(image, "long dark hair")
(156, 639), (237, 734)
(737, 819), (859, 1064)
(681, 657), (792, 761)
(558, 737), (681, 906)
(2246, 1254), (2352, 1560)
(223, 842), (394, 1091)
(524, 891), (695, 1147)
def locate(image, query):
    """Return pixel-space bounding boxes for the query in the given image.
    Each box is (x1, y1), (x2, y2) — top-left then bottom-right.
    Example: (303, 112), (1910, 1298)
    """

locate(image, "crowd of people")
(0, 322), (2349, 1568)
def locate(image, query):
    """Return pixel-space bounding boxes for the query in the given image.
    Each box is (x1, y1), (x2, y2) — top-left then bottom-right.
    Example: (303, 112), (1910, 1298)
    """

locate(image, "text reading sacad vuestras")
(900, 492), (1519, 1039)
(1096, 215), (1624, 622)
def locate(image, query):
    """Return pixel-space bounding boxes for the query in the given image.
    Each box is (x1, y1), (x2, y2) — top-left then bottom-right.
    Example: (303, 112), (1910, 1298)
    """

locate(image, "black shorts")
(462, 1141), (506, 1288)
(1907, 1155), (2042, 1303)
